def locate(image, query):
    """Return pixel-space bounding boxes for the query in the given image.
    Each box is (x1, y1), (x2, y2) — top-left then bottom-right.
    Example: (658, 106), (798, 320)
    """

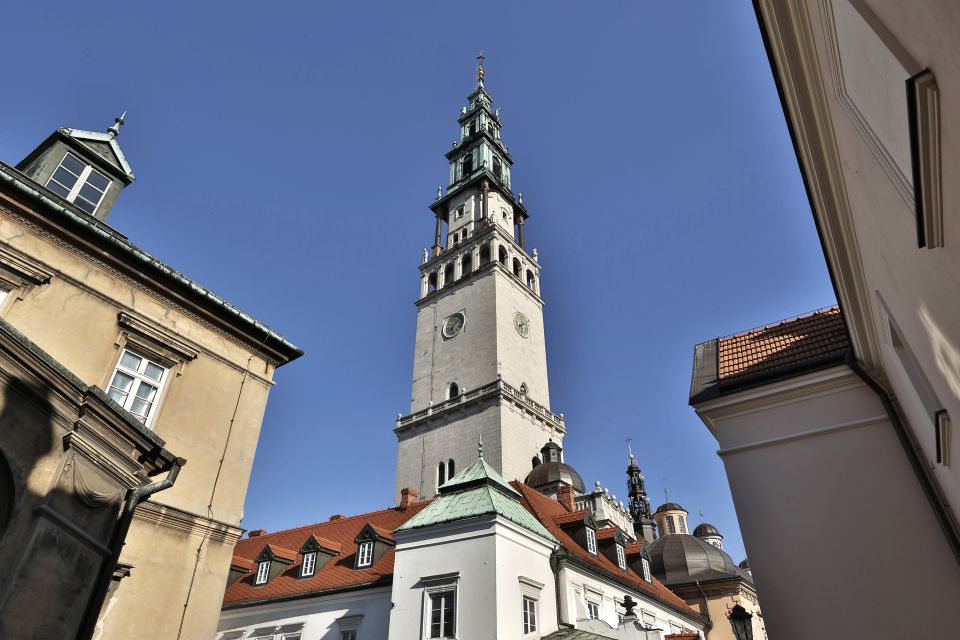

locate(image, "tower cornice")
(431, 172), (529, 221)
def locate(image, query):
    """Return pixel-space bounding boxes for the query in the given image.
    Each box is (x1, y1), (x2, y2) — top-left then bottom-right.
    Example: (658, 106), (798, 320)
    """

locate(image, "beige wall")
(0, 195), (287, 640)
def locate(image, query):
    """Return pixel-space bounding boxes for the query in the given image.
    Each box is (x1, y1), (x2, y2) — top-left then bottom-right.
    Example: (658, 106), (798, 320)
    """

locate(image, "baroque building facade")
(0, 116), (301, 639)
(217, 61), (763, 640)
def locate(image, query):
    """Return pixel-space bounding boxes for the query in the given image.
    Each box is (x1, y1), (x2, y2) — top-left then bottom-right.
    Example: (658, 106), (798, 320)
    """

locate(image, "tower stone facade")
(394, 61), (565, 501)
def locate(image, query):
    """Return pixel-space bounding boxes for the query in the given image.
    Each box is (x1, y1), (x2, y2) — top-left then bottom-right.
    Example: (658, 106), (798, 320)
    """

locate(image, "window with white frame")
(587, 600), (600, 619)
(107, 349), (168, 427)
(616, 543), (626, 570)
(586, 527), (597, 554)
(45, 152), (111, 215)
(522, 595), (537, 634)
(340, 632), (357, 640)
(357, 541), (374, 568)
(301, 551), (316, 577)
(255, 561), (270, 585)
(429, 590), (456, 638)
(641, 557), (652, 582)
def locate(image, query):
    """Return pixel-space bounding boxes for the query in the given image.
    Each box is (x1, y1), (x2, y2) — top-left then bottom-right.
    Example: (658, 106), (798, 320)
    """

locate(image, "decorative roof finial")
(476, 51), (485, 85)
(627, 436), (635, 462)
(107, 111), (126, 138)
(478, 434), (484, 459)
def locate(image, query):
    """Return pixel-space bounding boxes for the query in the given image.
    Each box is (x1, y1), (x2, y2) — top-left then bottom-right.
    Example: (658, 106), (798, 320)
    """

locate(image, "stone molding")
(395, 377), (565, 435)
(133, 499), (244, 544)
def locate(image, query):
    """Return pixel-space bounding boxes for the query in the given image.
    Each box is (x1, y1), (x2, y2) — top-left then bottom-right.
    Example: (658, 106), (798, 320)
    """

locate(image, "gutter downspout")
(78, 457), (186, 640)
(550, 551), (572, 630)
(695, 580), (712, 627)
(849, 361), (960, 564)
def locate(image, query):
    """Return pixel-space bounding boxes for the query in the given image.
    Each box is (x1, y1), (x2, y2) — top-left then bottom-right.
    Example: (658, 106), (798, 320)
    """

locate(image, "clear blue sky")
(0, 2), (834, 563)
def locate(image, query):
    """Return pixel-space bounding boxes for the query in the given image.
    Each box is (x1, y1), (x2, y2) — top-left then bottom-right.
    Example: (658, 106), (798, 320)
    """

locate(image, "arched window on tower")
(443, 263), (454, 287)
(512, 258), (521, 278)
(448, 382), (460, 399)
(438, 462), (446, 488)
(462, 153), (473, 178)
(428, 271), (438, 293)
(525, 270), (535, 290)
(469, 120), (477, 137)
(479, 243), (491, 266)
(448, 459), (455, 479)
(493, 156), (502, 181)
(498, 246), (508, 265)
(461, 253), (472, 278)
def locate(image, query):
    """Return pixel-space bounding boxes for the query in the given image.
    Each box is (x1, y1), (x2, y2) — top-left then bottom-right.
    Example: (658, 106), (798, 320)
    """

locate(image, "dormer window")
(301, 552), (317, 578)
(46, 152), (110, 215)
(616, 543), (626, 570)
(641, 557), (652, 582)
(255, 561), (270, 585)
(357, 541), (374, 568)
(586, 527), (597, 555)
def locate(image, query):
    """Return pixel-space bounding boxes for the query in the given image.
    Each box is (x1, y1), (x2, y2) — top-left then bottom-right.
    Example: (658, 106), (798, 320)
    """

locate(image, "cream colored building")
(0, 117), (301, 639)
(690, 1), (960, 637)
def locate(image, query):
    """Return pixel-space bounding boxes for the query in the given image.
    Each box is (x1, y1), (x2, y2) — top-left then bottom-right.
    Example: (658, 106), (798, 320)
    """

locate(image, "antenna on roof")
(107, 111), (126, 138)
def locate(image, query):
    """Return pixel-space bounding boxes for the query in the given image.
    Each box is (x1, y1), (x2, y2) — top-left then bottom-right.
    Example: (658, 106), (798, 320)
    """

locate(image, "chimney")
(329, 514), (344, 521)
(399, 487), (418, 510)
(247, 529), (266, 538)
(556, 485), (575, 511)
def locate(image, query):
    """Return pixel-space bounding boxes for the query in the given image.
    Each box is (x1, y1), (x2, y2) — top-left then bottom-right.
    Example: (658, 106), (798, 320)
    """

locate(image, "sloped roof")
(222, 502), (430, 608)
(543, 629), (615, 640)
(60, 127), (135, 181)
(718, 306), (849, 385)
(397, 456), (556, 542)
(514, 483), (702, 620)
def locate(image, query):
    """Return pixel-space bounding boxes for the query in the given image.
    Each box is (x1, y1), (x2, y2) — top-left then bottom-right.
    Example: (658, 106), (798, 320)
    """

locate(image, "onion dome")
(693, 523), (722, 538)
(739, 558), (750, 570)
(645, 534), (752, 586)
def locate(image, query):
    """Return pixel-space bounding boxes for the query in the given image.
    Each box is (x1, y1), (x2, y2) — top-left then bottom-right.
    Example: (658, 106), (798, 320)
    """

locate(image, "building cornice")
(752, 0), (883, 373)
(395, 377), (565, 436)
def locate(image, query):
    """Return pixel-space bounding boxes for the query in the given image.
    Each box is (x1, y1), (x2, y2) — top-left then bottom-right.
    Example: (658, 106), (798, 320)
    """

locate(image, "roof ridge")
(241, 502), (431, 541)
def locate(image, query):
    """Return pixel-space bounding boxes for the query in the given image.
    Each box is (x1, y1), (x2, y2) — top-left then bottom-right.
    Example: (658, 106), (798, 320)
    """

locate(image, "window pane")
(110, 370), (135, 393)
(143, 362), (165, 382)
(120, 351), (142, 370)
(129, 397), (153, 419)
(61, 153), (85, 175)
(73, 197), (97, 214)
(86, 170), (110, 190)
(134, 382), (157, 402)
(107, 386), (128, 405)
(46, 180), (72, 198)
(51, 167), (79, 189)
(78, 183), (104, 203)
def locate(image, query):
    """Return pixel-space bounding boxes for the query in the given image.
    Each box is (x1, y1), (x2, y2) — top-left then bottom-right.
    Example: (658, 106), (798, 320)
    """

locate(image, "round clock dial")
(514, 312), (530, 338)
(443, 312), (465, 338)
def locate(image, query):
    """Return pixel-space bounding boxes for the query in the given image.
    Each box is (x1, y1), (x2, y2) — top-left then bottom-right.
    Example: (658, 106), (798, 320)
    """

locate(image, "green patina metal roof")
(397, 456), (557, 543)
(543, 629), (614, 640)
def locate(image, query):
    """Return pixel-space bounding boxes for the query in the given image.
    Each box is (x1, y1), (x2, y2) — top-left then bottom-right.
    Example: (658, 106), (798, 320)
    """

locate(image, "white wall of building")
(695, 365), (960, 639)
(216, 586), (392, 640)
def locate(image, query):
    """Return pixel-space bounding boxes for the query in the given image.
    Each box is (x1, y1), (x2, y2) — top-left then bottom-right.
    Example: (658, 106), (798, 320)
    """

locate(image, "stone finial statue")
(622, 595), (638, 617)
(532, 248), (539, 261)
(422, 248), (429, 263)
(461, 106), (467, 115)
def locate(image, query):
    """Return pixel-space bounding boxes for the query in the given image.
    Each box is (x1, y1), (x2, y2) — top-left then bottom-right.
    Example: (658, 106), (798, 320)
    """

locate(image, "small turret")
(17, 113), (135, 222)
(626, 439), (657, 544)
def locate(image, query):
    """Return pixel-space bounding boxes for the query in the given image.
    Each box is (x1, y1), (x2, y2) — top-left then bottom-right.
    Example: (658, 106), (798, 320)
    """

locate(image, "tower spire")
(626, 439), (656, 544)
(476, 51), (485, 86)
(107, 111), (126, 138)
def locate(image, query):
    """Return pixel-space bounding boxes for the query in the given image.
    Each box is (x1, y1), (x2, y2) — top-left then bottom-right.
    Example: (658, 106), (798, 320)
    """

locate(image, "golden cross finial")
(476, 51), (485, 83)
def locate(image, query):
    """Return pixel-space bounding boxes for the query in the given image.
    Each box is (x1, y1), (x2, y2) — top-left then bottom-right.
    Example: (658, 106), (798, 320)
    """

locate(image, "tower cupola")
(626, 442), (657, 544)
(17, 113), (135, 222)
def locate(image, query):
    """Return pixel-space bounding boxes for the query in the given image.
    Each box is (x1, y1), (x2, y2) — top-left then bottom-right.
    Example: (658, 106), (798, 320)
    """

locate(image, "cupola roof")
(646, 534), (752, 586)
(693, 523), (722, 538)
(654, 502), (687, 514)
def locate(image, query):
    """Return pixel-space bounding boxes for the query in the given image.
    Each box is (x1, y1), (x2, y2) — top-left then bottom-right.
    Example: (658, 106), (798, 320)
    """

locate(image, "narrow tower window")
(462, 153), (473, 177)
(493, 156), (502, 180)
(526, 270), (535, 290)
(479, 243), (491, 266)
(498, 246), (508, 265)
(448, 382), (459, 398)
(438, 462), (446, 488)
(512, 258), (521, 278)
(461, 253), (472, 277)
(448, 459), (455, 478)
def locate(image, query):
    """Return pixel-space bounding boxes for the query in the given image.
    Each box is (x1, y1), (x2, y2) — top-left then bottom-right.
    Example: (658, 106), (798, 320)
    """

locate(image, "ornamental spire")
(107, 111), (126, 138)
(476, 51), (485, 87)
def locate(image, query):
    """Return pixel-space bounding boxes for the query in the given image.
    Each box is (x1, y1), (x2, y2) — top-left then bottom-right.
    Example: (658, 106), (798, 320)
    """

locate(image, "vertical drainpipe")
(517, 217), (525, 250)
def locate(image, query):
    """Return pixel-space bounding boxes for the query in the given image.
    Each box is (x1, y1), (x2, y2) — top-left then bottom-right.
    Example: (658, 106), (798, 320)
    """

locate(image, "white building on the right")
(690, 1), (960, 638)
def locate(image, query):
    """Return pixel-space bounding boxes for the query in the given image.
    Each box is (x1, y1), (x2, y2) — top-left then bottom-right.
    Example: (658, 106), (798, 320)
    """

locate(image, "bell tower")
(394, 56), (566, 501)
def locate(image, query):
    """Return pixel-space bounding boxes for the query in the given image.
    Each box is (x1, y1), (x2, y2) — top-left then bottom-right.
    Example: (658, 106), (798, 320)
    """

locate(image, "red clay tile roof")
(514, 482), (703, 622)
(223, 502), (430, 608)
(231, 556), (254, 571)
(625, 542), (647, 554)
(308, 536), (342, 554)
(596, 527), (619, 541)
(553, 509), (590, 526)
(718, 306), (848, 385)
(264, 545), (297, 563)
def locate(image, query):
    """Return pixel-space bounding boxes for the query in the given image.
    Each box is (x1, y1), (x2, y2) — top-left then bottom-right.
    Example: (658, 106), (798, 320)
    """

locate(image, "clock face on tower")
(443, 312), (465, 338)
(514, 312), (530, 338)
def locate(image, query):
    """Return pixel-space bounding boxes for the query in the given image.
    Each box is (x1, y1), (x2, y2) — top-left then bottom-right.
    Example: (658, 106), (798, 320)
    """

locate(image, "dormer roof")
(255, 544), (297, 564)
(299, 535), (341, 555)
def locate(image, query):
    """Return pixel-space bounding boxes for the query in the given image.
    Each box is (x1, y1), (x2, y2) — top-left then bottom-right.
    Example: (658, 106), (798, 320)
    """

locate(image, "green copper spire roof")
(397, 454), (557, 543)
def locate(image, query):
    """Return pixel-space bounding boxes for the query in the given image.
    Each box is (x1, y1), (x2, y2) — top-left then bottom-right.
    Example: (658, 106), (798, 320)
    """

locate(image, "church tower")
(626, 444), (657, 544)
(394, 56), (566, 501)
